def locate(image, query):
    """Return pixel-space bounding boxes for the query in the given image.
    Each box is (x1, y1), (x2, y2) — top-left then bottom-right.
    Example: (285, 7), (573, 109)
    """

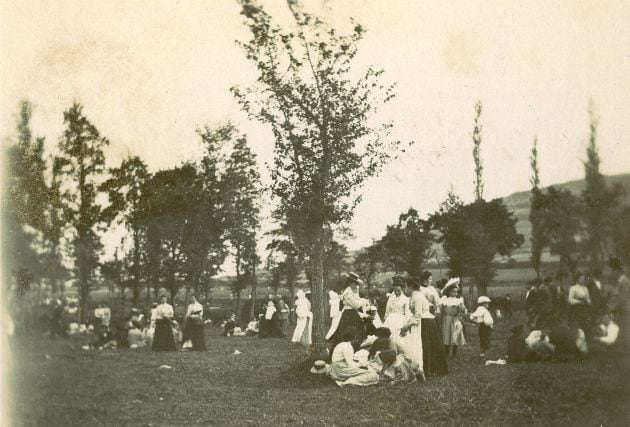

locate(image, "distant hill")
(500, 173), (630, 262)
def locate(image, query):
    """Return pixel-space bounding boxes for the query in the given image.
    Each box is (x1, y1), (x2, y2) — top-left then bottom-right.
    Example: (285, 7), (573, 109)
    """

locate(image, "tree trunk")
(310, 227), (328, 354)
(132, 226), (141, 306)
(249, 279), (257, 321)
(78, 236), (91, 324)
(235, 291), (241, 324)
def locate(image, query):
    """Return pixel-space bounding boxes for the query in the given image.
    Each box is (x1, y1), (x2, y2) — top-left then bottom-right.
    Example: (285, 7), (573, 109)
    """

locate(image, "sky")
(2, 0), (629, 255)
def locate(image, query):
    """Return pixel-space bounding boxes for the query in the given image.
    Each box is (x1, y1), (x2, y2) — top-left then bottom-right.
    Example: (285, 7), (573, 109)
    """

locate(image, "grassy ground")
(8, 312), (630, 426)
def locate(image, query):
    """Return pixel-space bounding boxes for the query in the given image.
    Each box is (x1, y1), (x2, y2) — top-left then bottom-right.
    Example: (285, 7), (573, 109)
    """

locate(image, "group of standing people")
(323, 271), (481, 386)
(147, 295), (206, 352)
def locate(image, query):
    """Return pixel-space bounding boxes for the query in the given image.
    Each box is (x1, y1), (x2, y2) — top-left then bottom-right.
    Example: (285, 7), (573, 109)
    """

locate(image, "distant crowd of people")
(8, 256), (628, 388)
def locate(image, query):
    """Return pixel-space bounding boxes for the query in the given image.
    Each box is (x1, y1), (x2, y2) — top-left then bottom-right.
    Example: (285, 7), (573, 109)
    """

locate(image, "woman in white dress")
(291, 290), (312, 346)
(328, 328), (379, 387)
(383, 279), (410, 346)
(399, 277), (429, 379)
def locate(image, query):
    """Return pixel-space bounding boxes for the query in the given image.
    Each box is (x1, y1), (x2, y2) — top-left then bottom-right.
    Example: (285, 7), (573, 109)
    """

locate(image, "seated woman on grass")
(378, 349), (420, 385)
(329, 328), (379, 387)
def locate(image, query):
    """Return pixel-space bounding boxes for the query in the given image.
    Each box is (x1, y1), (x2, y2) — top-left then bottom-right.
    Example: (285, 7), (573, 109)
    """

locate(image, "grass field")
(8, 310), (630, 427)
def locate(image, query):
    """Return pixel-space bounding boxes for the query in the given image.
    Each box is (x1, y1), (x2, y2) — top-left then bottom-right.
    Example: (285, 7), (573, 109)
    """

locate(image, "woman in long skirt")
(152, 296), (176, 351)
(399, 277), (427, 380)
(328, 273), (367, 351)
(419, 272), (448, 376)
(183, 295), (205, 351)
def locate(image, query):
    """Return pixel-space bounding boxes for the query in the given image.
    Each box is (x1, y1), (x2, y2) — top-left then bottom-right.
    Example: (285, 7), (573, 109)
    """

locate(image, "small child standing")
(470, 296), (494, 357)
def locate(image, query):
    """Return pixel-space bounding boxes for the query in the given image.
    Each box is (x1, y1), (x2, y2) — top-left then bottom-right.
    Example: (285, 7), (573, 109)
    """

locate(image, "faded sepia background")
(1, 1), (629, 425)
(2, 0), (629, 252)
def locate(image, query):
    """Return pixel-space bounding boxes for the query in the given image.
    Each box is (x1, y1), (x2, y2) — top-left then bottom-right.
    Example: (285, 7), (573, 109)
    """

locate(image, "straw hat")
(310, 360), (329, 375)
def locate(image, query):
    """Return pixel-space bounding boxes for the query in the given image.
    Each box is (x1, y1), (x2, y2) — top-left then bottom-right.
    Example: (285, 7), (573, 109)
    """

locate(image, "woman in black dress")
(183, 295), (205, 351)
(328, 273), (367, 351)
(152, 295), (176, 351)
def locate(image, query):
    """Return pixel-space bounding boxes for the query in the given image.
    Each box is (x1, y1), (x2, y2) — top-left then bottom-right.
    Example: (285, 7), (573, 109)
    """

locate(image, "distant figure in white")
(291, 290), (312, 346)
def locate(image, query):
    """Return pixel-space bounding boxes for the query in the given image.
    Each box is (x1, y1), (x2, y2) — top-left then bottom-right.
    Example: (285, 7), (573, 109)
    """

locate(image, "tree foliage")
(529, 137), (547, 277)
(581, 107), (623, 270)
(101, 156), (150, 304)
(380, 208), (433, 278)
(2, 101), (50, 298)
(57, 103), (109, 320)
(233, 0), (402, 351)
(432, 193), (523, 296)
(472, 101), (484, 202)
(222, 123), (261, 318)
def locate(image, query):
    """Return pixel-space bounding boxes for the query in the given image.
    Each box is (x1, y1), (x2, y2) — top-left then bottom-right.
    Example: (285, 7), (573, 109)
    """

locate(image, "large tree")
(529, 137), (547, 277)
(101, 156), (150, 305)
(432, 193), (523, 297)
(543, 186), (583, 277)
(222, 124), (261, 320)
(141, 165), (197, 301)
(2, 100), (49, 317)
(472, 101), (484, 202)
(56, 103), (109, 321)
(581, 108), (623, 271)
(380, 208), (434, 278)
(233, 0), (401, 353)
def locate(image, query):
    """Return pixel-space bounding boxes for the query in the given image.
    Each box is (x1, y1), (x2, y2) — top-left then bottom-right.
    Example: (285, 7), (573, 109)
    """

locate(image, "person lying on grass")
(525, 329), (556, 361)
(329, 328), (379, 387)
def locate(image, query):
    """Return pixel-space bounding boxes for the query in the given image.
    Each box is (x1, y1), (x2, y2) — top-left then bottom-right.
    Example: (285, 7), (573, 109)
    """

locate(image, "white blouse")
(420, 286), (441, 316)
(385, 294), (410, 319)
(331, 341), (358, 366)
(186, 301), (203, 317)
(265, 305), (277, 320)
(341, 287), (364, 310)
(155, 303), (174, 319)
(470, 306), (493, 327)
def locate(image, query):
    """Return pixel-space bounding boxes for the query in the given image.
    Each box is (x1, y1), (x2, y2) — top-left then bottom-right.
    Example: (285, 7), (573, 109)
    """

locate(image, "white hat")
(477, 296), (491, 304)
(441, 278), (461, 296)
(310, 360), (329, 374)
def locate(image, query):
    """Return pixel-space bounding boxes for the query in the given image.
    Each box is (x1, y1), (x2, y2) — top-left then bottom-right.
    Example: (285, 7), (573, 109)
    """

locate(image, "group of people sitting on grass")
(513, 258), (630, 362)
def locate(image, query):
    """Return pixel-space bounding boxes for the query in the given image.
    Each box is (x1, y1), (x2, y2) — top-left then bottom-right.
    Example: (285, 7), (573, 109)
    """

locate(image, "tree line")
(4, 103), (261, 323)
(3, 1), (628, 354)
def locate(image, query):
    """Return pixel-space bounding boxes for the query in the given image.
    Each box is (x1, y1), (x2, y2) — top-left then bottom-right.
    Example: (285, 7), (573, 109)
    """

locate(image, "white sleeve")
(483, 310), (494, 327)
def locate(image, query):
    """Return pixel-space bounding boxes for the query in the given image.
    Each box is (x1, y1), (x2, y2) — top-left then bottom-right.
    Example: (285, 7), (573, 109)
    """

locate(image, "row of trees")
(529, 108), (628, 278)
(3, 102), (261, 322)
(352, 102), (523, 300)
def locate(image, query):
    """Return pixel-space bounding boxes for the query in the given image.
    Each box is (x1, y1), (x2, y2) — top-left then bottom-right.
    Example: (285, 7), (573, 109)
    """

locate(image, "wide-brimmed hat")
(477, 296), (491, 304)
(346, 272), (363, 284)
(310, 360), (329, 374)
(441, 278), (461, 296)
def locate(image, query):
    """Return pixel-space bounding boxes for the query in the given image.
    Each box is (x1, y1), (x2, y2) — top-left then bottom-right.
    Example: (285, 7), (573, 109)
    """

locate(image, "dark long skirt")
(421, 318), (448, 376)
(152, 318), (176, 351)
(328, 309), (366, 351)
(568, 304), (590, 333)
(260, 314), (284, 338)
(184, 319), (206, 351)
